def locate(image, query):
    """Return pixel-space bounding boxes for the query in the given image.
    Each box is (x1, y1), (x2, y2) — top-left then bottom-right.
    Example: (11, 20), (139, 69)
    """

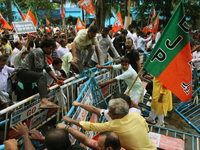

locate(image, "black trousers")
(16, 69), (47, 100)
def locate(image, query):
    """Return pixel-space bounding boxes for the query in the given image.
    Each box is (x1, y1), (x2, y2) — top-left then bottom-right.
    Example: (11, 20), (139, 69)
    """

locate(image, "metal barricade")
(149, 124), (200, 150)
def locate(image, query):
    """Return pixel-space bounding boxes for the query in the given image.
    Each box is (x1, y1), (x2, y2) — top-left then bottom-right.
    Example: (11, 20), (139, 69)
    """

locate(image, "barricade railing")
(0, 60), (123, 149)
(149, 124), (200, 150)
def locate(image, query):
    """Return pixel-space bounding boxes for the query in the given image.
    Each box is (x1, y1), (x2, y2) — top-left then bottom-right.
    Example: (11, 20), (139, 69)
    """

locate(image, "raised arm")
(72, 101), (101, 116)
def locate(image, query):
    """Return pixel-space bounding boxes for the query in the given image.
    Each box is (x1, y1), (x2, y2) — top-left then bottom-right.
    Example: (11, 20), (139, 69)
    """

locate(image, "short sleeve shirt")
(74, 29), (98, 50)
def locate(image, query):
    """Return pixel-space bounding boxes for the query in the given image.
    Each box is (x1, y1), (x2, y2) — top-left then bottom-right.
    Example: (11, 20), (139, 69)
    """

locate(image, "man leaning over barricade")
(62, 98), (157, 150)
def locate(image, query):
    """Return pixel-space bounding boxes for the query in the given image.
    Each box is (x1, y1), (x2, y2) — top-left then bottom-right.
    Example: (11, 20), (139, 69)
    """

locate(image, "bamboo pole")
(127, 67), (144, 94)
(127, 0), (131, 29)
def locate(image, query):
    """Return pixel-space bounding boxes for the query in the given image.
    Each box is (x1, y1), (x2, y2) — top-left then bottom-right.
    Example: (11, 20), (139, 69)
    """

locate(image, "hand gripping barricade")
(0, 60), (123, 149)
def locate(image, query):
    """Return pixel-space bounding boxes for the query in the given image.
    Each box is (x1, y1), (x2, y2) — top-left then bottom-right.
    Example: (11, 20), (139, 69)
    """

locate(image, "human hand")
(57, 80), (64, 85)
(98, 82), (104, 86)
(96, 64), (102, 69)
(125, 92), (130, 97)
(4, 139), (18, 150)
(62, 116), (72, 123)
(158, 95), (163, 103)
(93, 17), (96, 21)
(56, 123), (67, 130)
(72, 101), (81, 106)
(29, 129), (42, 141)
(72, 56), (79, 62)
(12, 122), (29, 137)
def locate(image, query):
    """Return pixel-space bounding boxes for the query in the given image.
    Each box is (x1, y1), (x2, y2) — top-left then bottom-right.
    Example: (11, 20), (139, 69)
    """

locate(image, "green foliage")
(14, 0), (56, 11)
(66, 15), (77, 25)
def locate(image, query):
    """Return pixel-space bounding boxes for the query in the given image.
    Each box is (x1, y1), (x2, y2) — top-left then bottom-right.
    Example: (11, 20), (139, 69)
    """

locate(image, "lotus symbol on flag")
(114, 16), (121, 27)
(25, 15), (31, 21)
(81, 0), (90, 7)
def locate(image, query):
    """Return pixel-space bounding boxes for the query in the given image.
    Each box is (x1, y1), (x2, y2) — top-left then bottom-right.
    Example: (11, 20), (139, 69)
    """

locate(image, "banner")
(12, 21), (36, 34)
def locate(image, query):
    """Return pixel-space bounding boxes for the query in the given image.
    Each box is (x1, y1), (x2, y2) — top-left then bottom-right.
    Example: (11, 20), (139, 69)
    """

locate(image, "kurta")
(151, 77), (172, 116)
(113, 64), (144, 102)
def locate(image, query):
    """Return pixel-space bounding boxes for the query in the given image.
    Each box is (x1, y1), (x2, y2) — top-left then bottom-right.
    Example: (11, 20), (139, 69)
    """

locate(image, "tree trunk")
(100, 0), (105, 29)
(5, 0), (12, 24)
(94, 1), (100, 30)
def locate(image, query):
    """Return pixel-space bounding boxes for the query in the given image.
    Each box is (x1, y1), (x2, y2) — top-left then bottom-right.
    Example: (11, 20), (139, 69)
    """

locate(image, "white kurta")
(113, 64), (144, 102)
(91, 34), (120, 64)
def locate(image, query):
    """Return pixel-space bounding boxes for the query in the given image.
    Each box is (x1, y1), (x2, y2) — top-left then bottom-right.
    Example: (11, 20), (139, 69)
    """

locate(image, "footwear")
(154, 122), (165, 127)
(39, 102), (60, 109)
(144, 117), (156, 124)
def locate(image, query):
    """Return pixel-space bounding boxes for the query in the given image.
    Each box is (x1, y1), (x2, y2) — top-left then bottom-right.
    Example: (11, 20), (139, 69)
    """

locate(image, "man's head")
(120, 29), (128, 39)
(21, 51), (28, 60)
(1, 37), (7, 45)
(88, 25), (98, 39)
(125, 38), (133, 50)
(14, 41), (22, 50)
(60, 39), (66, 47)
(52, 58), (62, 71)
(120, 57), (130, 71)
(53, 35), (59, 42)
(128, 24), (134, 33)
(45, 128), (71, 150)
(112, 93), (132, 108)
(101, 27), (109, 38)
(108, 98), (129, 120)
(41, 39), (55, 55)
(98, 131), (121, 150)
(0, 56), (7, 72)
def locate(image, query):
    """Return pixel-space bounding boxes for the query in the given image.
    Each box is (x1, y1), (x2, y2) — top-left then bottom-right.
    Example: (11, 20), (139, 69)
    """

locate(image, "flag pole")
(127, 67), (144, 94)
(127, 0), (131, 29)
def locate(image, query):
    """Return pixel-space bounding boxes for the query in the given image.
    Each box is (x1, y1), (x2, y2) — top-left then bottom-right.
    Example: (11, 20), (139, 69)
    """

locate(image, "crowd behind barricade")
(0, 20), (197, 149)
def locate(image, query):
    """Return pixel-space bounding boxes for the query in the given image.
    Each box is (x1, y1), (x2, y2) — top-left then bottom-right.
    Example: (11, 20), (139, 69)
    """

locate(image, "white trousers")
(149, 108), (165, 124)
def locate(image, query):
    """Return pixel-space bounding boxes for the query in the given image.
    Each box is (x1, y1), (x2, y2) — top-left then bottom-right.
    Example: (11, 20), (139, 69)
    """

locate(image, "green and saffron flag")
(25, 3), (40, 26)
(143, 1), (192, 102)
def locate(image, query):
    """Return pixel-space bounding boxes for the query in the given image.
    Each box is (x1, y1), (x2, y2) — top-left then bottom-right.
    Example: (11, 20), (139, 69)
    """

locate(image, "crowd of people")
(2, 19), (198, 149)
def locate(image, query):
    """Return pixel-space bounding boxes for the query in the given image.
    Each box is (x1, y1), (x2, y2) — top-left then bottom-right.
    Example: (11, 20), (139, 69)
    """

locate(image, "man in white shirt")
(146, 39), (156, 52)
(0, 56), (17, 98)
(11, 42), (22, 66)
(57, 39), (69, 58)
(44, 58), (66, 86)
(126, 24), (137, 50)
(137, 33), (152, 52)
(155, 28), (163, 43)
(132, 30), (139, 49)
(53, 25), (60, 34)
(90, 27), (120, 66)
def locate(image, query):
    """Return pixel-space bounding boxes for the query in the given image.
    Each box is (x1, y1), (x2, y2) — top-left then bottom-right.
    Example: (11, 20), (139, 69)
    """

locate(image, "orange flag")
(46, 18), (50, 26)
(82, 21), (86, 28)
(25, 3), (40, 26)
(78, 0), (95, 16)
(61, 1), (65, 18)
(152, 14), (159, 33)
(112, 9), (124, 33)
(0, 13), (12, 30)
(142, 20), (153, 33)
(76, 18), (85, 31)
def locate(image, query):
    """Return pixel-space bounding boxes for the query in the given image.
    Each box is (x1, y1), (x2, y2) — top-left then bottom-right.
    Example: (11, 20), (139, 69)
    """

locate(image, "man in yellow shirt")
(62, 98), (156, 150)
(71, 25), (101, 74)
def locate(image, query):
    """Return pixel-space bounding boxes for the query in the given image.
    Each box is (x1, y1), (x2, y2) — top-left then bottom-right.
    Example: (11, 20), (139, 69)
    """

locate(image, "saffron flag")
(13, 0), (26, 21)
(151, 6), (156, 19)
(82, 21), (86, 28)
(143, 1), (192, 102)
(25, 3), (40, 26)
(46, 17), (50, 26)
(61, 1), (65, 18)
(78, 0), (95, 16)
(76, 17), (85, 31)
(0, 13), (12, 30)
(112, 8), (124, 33)
(152, 14), (159, 33)
(142, 20), (153, 33)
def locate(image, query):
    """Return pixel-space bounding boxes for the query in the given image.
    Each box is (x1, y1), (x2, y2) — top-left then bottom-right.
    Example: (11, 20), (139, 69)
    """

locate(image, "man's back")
(108, 112), (156, 150)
